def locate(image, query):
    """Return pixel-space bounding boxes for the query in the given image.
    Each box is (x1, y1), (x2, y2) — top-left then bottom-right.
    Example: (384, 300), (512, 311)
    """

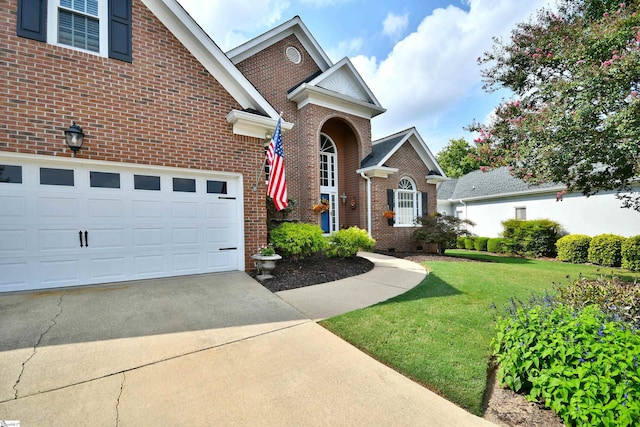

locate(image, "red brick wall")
(1, 0), (266, 269)
(370, 142), (438, 252)
(235, 36), (372, 229)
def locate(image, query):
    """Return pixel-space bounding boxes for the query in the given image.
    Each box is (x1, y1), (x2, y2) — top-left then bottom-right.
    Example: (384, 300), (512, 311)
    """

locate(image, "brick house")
(1, 1), (445, 292)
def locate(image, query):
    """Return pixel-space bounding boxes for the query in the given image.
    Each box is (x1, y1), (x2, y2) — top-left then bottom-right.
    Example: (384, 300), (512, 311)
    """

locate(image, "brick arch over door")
(319, 117), (364, 230)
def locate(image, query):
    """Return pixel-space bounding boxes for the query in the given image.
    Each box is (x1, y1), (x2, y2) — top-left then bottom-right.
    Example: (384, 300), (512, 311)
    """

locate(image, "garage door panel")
(133, 254), (166, 276)
(172, 202), (199, 218)
(133, 228), (164, 248)
(206, 251), (235, 270)
(38, 197), (79, 218)
(206, 226), (236, 246)
(205, 201), (235, 220)
(173, 252), (201, 272)
(0, 229), (28, 255)
(39, 229), (79, 251)
(88, 228), (127, 250)
(172, 227), (200, 246)
(88, 199), (125, 218)
(40, 258), (81, 285)
(132, 200), (164, 219)
(87, 256), (128, 281)
(0, 196), (26, 217)
(0, 262), (29, 290)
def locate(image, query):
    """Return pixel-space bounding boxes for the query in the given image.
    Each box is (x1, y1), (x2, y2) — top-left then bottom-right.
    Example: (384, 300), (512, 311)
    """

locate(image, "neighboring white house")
(437, 167), (640, 238)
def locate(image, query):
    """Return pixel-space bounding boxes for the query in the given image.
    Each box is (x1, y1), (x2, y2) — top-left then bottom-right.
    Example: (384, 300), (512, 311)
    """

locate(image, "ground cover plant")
(321, 251), (640, 416)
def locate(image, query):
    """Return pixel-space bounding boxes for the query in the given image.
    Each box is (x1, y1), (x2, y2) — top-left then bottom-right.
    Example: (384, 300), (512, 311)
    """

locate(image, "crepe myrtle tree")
(413, 213), (475, 255)
(469, 0), (640, 211)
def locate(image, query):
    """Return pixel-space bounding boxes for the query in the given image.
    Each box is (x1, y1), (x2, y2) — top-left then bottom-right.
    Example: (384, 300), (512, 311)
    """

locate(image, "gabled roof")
(141, 0), (293, 137)
(437, 167), (563, 201)
(227, 16), (385, 119)
(227, 16), (332, 71)
(358, 128), (446, 181)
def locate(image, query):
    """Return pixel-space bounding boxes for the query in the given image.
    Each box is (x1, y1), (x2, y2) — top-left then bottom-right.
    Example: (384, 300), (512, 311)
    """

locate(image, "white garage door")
(0, 156), (244, 292)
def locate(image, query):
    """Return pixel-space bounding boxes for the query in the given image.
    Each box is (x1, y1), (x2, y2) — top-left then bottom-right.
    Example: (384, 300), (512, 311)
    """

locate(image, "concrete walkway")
(0, 252), (494, 426)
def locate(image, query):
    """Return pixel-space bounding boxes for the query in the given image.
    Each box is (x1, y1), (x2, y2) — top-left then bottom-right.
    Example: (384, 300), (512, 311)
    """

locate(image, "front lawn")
(321, 252), (640, 416)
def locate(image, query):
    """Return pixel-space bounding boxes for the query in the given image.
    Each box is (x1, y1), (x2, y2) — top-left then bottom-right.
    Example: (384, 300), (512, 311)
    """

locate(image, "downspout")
(459, 199), (468, 232)
(360, 172), (372, 236)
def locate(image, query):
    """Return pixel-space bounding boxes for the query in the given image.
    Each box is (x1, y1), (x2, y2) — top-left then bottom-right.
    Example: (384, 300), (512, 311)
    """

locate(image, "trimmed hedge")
(474, 237), (489, 251)
(269, 222), (326, 260)
(556, 234), (592, 264)
(622, 235), (640, 271)
(325, 226), (375, 259)
(487, 238), (505, 253)
(464, 237), (476, 250)
(502, 219), (562, 257)
(588, 234), (626, 267)
(456, 236), (466, 249)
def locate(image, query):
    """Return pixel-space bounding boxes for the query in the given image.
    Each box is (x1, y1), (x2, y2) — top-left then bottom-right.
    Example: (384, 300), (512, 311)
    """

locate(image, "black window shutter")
(17, 0), (47, 42)
(387, 189), (395, 226)
(108, 0), (132, 62)
(421, 191), (428, 217)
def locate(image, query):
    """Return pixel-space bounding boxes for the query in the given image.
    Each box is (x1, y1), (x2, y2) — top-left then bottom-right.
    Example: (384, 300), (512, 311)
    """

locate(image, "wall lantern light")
(64, 122), (85, 154)
(340, 193), (347, 204)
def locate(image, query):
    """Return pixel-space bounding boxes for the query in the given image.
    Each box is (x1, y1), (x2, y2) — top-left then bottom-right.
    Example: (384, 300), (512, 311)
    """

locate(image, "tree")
(470, 0), (640, 211)
(435, 138), (480, 178)
(413, 213), (475, 255)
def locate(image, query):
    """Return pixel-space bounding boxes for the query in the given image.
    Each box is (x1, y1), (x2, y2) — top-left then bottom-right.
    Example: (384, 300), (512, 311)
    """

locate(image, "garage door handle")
(79, 231), (84, 247)
(84, 231), (89, 247)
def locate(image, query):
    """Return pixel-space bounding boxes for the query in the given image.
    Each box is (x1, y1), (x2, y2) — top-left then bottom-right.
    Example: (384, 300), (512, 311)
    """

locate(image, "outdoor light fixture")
(340, 193), (347, 204)
(64, 122), (85, 154)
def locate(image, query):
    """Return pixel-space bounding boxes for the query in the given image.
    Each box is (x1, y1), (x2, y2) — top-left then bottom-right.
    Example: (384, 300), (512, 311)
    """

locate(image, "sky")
(176, 0), (554, 154)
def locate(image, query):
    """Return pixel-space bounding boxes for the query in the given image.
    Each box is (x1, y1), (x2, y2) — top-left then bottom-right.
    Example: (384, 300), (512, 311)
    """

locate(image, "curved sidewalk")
(276, 251), (429, 320)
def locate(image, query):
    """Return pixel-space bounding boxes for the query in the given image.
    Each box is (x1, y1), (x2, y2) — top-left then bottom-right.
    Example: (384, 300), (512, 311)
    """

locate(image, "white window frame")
(515, 207), (527, 220)
(48, 0), (109, 57)
(395, 177), (421, 227)
(319, 133), (339, 233)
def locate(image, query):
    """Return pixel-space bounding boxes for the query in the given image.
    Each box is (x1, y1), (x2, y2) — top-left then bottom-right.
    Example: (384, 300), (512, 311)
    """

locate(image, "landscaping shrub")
(493, 302), (640, 426)
(413, 214), (475, 255)
(464, 237), (476, 250)
(474, 237), (489, 251)
(487, 238), (505, 253)
(325, 226), (375, 259)
(502, 219), (562, 257)
(269, 222), (326, 260)
(622, 235), (640, 272)
(556, 276), (640, 329)
(456, 236), (466, 249)
(588, 234), (626, 267)
(556, 234), (591, 264)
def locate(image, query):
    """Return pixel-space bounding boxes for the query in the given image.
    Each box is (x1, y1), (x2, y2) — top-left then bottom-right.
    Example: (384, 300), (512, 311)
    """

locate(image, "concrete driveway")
(0, 254), (494, 426)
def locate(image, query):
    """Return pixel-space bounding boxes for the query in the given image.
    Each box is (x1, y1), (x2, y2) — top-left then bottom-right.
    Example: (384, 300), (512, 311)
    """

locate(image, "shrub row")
(556, 234), (640, 271)
(269, 222), (375, 260)
(502, 219), (562, 258)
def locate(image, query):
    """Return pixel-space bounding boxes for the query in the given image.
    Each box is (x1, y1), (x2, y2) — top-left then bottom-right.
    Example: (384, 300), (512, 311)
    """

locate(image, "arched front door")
(320, 134), (338, 233)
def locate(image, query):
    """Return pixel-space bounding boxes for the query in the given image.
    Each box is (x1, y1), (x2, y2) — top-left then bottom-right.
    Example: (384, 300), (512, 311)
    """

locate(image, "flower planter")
(251, 253), (282, 280)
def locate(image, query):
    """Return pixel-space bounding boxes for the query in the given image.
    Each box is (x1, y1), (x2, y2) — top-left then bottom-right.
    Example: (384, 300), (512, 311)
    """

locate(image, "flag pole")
(252, 112), (283, 192)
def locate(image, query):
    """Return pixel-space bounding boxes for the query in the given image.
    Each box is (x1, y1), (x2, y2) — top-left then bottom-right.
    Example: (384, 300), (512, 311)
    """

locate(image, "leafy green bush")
(456, 236), (466, 249)
(622, 236), (640, 272)
(556, 234), (592, 264)
(464, 237), (476, 250)
(269, 222), (326, 260)
(588, 234), (626, 267)
(413, 214), (475, 255)
(493, 302), (640, 426)
(502, 219), (562, 257)
(325, 226), (375, 259)
(487, 238), (505, 253)
(474, 237), (489, 251)
(556, 277), (640, 329)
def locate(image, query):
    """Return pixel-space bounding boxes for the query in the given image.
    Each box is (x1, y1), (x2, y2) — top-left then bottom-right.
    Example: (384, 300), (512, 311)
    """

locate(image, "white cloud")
(352, 0), (553, 151)
(177, 0), (290, 51)
(382, 12), (409, 40)
(326, 37), (364, 62)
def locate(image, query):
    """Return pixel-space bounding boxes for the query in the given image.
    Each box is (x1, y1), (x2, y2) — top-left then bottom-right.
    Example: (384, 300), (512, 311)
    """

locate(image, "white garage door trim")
(0, 153), (245, 292)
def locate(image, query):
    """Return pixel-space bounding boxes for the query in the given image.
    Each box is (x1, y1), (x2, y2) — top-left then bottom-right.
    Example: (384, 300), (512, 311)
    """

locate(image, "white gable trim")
(356, 166), (398, 178)
(309, 58), (383, 109)
(288, 84), (386, 119)
(227, 16), (332, 71)
(142, 0), (278, 121)
(373, 128), (446, 177)
(226, 110), (294, 139)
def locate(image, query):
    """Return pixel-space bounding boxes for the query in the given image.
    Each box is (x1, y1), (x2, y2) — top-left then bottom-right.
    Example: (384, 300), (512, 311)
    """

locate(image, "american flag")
(266, 118), (288, 211)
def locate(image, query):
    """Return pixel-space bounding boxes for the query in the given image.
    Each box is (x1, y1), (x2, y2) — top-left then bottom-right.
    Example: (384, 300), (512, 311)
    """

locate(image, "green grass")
(321, 251), (640, 416)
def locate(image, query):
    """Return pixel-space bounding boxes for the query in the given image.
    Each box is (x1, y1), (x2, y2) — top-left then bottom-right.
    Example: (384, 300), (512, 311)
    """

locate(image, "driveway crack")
(13, 294), (64, 399)
(115, 373), (125, 426)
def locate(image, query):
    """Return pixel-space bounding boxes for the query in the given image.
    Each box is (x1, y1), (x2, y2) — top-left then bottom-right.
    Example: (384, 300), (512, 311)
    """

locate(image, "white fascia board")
(426, 175), (450, 184)
(227, 17), (332, 71)
(288, 84), (386, 119)
(453, 185), (567, 203)
(144, 0), (278, 118)
(356, 166), (399, 178)
(226, 110), (294, 139)
(309, 58), (384, 109)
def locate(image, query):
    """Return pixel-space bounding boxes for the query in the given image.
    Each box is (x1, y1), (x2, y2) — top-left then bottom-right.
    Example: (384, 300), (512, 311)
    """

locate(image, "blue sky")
(176, 0), (554, 154)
